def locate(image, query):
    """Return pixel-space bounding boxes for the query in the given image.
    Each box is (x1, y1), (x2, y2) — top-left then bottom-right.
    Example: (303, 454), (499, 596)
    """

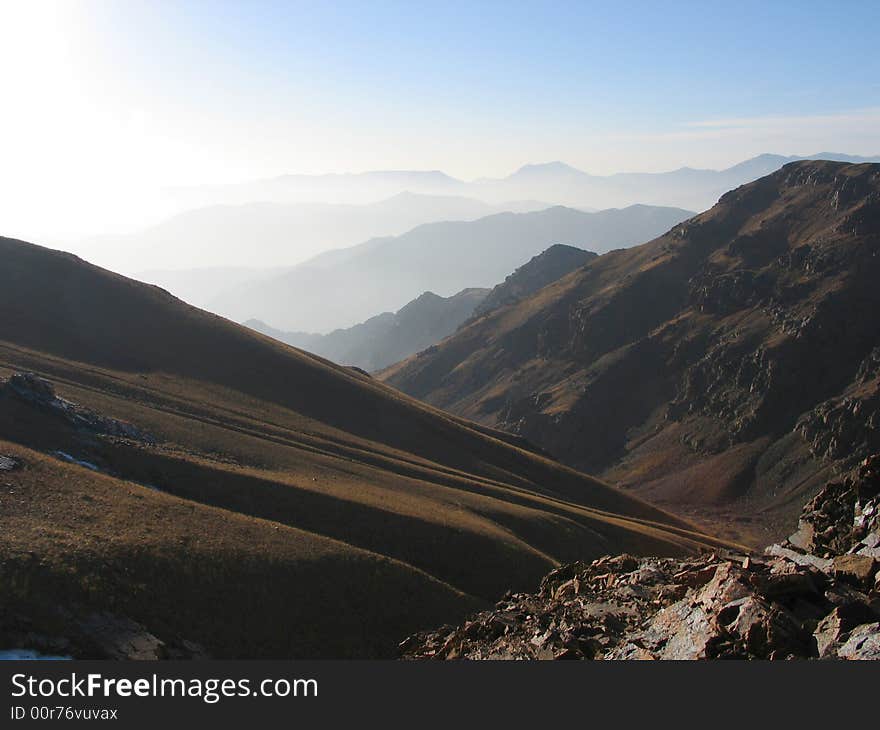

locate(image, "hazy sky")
(1, 0), (879, 241)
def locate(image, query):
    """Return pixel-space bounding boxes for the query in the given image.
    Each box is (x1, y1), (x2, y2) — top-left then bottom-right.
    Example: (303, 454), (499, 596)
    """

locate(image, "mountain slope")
(246, 287), (489, 372)
(472, 244), (597, 319)
(0, 235), (729, 658)
(382, 161), (880, 545)
(211, 204), (693, 332)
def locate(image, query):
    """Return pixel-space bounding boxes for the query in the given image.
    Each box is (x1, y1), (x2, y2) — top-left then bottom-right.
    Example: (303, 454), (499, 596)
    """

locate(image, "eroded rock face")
(401, 457), (880, 660)
(2, 372), (154, 444)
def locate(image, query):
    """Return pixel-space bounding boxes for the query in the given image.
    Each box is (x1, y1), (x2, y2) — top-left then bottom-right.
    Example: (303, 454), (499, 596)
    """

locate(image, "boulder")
(813, 605), (879, 657)
(836, 623), (880, 660)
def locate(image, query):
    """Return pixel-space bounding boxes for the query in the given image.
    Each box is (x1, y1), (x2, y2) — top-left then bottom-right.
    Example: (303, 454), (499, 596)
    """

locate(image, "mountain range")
(245, 244), (598, 373)
(168, 152), (880, 215)
(245, 287), (490, 373)
(0, 234), (727, 658)
(81, 192), (550, 276)
(209, 204), (692, 332)
(381, 160), (880, 547)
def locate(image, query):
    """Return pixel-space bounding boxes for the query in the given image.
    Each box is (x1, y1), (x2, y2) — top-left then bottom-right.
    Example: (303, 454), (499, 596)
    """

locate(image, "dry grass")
(0, 236), (732, 657)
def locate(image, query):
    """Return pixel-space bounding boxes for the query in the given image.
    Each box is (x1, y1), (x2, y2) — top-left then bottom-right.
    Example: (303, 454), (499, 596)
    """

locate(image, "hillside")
(210, 204), (693, 332)
(246, 287), (489, 373)
(382, 161), (880, 546)
(472, 244), (597, 319)
(0, 236), (730, 659)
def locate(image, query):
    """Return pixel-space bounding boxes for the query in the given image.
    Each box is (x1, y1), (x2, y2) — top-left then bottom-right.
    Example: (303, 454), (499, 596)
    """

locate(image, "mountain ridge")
(210, 203), (693, 332)
(245, 287), (490, 372)
(382, 160), (880, 546)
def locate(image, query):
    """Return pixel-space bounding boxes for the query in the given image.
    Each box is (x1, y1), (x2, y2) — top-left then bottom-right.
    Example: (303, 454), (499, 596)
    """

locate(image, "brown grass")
(0, 236), (733, 657)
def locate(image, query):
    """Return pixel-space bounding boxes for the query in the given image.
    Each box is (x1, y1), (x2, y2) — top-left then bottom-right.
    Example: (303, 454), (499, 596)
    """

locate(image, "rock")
(729, 597), (808, 658)
(836, 622), (880, 660)
(813, 605), (879, 657)
(401, 454), (880, 661)
(2, 372), (155, 445)
(787, 521), (816, 552)
(753, 562), (822, 600)
(651, 601), (718, 659)
(832, 554), (878, 588)
(673, 564), (718, 588)
(8, 372), (56, 401)
(0, 456), (19, 472)
(77, 613), (168, 660)
(765, 544), (832, 572)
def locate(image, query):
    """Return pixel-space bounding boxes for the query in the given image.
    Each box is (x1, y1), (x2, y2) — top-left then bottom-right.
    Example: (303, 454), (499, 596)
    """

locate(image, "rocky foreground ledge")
(401, 458), (880, 660)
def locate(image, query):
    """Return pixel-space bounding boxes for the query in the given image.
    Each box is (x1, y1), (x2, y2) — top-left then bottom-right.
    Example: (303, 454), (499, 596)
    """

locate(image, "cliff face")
(383, 161), (880, 544)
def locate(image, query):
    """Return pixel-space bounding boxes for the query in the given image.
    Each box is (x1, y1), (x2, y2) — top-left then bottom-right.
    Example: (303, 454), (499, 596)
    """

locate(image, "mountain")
(78, 192), (532, 276)
(168, 170), (467, 210)
(381, 161), (880, 547)
(210, 204), (694, 333)
(0, 235), (727, 659)
(169, 154), (880, 216)
(472, 244), (597, 319)
(245, 287), (490, 373)
(468, 153), (880, 212)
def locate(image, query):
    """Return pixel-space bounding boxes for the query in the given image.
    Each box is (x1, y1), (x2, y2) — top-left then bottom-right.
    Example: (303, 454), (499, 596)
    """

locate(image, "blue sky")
(95, 1), (880, 137)
(0, 1), (878, 237)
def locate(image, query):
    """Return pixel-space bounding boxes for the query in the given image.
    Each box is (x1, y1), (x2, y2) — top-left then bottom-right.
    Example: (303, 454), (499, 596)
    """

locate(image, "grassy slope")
(0, 236), (733, 657)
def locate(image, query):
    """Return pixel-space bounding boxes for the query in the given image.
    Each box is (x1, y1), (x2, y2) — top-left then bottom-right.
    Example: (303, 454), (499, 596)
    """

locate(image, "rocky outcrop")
(797, 348), (880, 466)
(2, 372), (154, 444)
(401, 457), (880, 660)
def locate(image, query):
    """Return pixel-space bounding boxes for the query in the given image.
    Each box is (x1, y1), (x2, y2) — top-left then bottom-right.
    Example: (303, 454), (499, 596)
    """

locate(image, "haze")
(1, 1), (878, 248)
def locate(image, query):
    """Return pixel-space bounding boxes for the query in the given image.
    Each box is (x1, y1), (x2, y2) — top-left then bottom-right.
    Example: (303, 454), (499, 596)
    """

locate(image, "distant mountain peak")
(511, 161), (587, 178)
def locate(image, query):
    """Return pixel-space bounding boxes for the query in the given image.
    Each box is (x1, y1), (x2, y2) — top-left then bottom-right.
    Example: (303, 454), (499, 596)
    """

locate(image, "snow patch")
(51, 451), (100, 472)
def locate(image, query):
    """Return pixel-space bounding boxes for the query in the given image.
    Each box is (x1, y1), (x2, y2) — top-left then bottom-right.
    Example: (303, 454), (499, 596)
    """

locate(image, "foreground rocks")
(401, 457), (880, 660)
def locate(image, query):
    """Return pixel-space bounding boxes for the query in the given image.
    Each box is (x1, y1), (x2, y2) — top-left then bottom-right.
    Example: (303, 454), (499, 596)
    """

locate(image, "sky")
(1, 0), (879, 242)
